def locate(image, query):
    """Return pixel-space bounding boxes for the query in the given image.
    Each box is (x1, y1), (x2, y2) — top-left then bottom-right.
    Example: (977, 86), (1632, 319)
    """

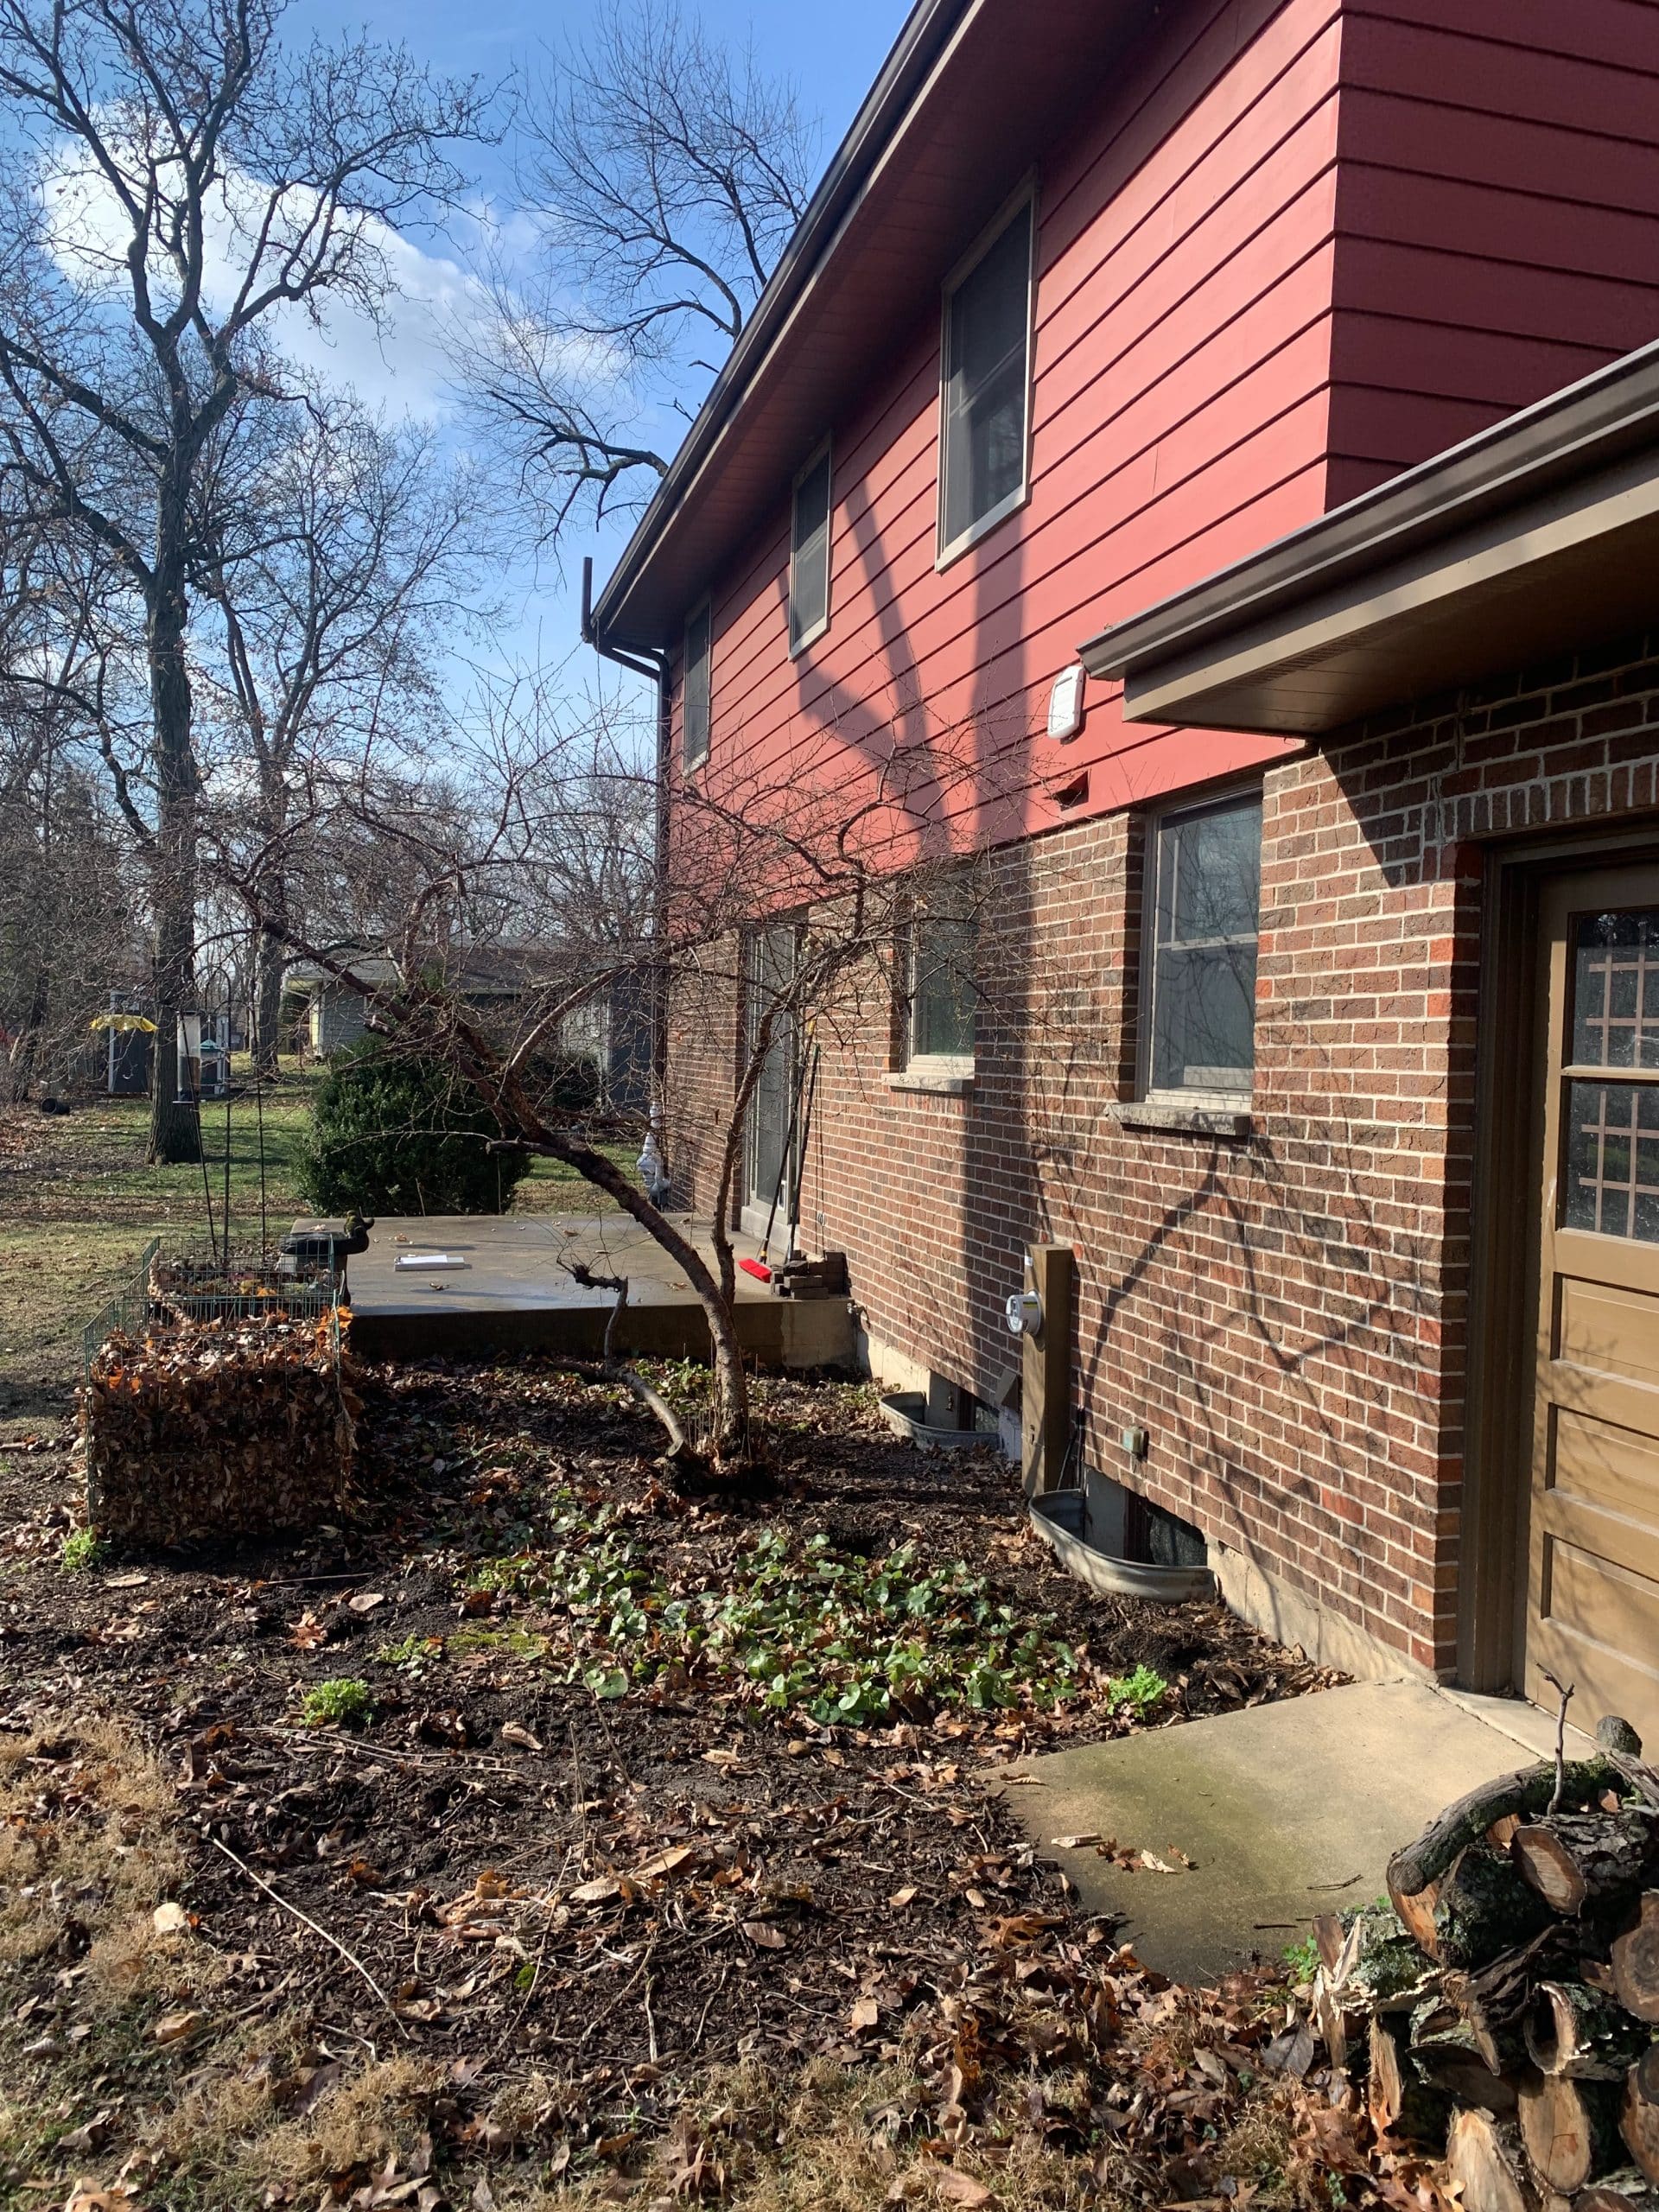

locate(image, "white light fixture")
(1046, 663), (1085, 741)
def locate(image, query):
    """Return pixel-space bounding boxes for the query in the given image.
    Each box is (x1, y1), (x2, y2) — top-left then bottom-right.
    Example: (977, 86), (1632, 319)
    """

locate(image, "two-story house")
(588, 0), (1659, 1736)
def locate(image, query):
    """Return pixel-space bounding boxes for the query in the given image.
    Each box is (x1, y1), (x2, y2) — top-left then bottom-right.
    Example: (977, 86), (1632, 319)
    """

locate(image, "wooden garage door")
(1528, 867), (1659, 1744)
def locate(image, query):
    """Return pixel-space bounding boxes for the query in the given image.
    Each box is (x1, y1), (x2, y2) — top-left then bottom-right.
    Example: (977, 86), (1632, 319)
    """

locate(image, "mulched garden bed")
(0, 1359), (1382, 2209)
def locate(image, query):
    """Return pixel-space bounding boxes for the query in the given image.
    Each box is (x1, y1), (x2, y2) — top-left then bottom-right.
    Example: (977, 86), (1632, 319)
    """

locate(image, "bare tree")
(461, 0), (817, 543)
(208, 676), (1005, 1471)
(195, 392), (484, 1073)
(0, 0), (487, 1160)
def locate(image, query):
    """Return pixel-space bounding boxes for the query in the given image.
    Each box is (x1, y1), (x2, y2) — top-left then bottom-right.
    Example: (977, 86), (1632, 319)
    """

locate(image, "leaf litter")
(0, 1356), (1399, 2209)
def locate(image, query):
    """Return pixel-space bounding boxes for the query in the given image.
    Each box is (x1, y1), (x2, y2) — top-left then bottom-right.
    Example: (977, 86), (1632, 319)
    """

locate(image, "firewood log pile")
(1313, 1712), (1659, 2212)
(83, 1313), (360, 1544)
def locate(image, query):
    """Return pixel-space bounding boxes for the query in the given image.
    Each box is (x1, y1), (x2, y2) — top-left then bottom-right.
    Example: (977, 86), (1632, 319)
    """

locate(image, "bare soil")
(0, 1361), (1392, 2210)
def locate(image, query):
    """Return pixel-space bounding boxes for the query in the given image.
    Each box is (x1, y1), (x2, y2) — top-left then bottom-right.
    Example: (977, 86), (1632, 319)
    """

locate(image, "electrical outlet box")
(1121, 1425), (1148, 1460)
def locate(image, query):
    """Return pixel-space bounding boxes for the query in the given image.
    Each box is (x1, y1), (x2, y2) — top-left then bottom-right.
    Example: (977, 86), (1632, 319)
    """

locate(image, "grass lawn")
(0, 1065), (628, 1436)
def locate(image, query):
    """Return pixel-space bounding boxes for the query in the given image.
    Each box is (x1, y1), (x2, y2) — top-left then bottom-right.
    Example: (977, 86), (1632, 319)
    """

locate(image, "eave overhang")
(1079, 338), (1659, 736)
(591, 0), (1151, 650)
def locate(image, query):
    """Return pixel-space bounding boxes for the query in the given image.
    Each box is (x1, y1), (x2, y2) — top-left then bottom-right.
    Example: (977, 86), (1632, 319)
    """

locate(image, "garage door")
(1527, 867), (1659, 1744)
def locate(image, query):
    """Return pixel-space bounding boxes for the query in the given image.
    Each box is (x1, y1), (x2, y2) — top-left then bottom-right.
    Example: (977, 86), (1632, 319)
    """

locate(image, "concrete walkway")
(999, 1679), (1572, 1985)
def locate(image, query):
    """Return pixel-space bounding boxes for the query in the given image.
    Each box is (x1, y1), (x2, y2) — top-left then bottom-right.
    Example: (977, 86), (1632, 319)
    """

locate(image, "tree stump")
(1517, 2070), (1624, 2193)
(1446, 2109), (1534, 2212)
(1622, 2045), (1659, 2186)
(1512, 1814), (1659, 1916)
(1612, 1897), (1659, 2024)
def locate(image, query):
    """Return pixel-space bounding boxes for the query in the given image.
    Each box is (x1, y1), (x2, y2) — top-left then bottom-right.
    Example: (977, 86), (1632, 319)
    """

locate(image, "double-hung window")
(938, 191), (1036, 563)
(1144, 792), (1263, 1100)
(789, 442), (832, 654)
(683, 599), (711, 771)
(908, 878), (979, 1067)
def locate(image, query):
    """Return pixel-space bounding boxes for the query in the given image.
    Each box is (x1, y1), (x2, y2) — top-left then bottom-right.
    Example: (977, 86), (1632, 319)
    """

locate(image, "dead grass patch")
(0, 1715), (185, 1978)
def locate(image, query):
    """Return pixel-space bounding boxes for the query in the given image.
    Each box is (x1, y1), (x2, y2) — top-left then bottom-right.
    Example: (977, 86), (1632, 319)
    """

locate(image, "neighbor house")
(285, 951), (653, 1114)
(588, 0), (1659, 1736)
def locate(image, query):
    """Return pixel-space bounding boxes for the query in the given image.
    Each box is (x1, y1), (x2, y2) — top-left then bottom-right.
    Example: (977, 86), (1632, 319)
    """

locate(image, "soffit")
(593, 0), (1152, 649)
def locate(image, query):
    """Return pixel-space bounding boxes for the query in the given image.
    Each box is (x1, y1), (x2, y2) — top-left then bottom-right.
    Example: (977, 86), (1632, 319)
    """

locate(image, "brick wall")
(664, 627), (1659, 1677)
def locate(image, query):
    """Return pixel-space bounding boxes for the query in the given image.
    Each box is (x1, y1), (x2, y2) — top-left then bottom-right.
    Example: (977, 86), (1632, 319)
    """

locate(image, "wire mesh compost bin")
(80, 1239), (359, 1545)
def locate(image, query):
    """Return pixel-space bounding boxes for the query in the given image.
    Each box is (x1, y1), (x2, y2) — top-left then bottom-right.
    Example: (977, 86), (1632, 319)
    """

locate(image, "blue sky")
(279, 0), (909, 698)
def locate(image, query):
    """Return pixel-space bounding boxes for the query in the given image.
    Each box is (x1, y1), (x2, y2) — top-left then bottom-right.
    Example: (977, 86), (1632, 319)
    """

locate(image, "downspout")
(582, 556), (672, 1181)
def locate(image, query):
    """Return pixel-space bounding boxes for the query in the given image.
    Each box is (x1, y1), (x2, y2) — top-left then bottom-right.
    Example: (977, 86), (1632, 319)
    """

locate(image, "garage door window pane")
(1573, 908), (1659, 1070)
(1564, 1079), (1659, 1241)
(1149, 796), (1262, 1095)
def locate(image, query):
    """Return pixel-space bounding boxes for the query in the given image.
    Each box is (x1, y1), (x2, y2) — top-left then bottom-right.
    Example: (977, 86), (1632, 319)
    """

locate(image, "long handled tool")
(740, 1039), (817, 1283)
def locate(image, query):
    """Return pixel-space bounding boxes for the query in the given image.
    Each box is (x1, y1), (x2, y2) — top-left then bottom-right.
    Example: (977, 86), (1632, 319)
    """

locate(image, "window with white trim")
(938, 194), (1035, 563)
(683, 599), (711, 770)
(1144, 792), (1262, 1099)
(789, 442), (832, 654)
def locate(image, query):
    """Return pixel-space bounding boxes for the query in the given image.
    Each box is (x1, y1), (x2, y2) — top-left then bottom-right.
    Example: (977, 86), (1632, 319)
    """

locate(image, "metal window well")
(1028, 1488), (1216, 1605)
(81, 1240), (358, 1546)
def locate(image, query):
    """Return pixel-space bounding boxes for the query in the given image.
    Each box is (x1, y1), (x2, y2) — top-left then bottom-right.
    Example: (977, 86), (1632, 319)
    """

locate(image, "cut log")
(1525, 1981), (1652, 2079)
(1612, 1898), (1659, 2024)
(1325, 1904), (1437, 2010)
(1601, 1719), (1647, 1758)
(1518, 2070), (1624, 2193)
(1406, 1844), (1556, 1969)
(1622, 2046), (1659, 2186)
(1414, 2046), (1520, 2116)
(1367, 2013), (1452, 2146)
(1389, 1758), (1627, 1926)
(1580, 2165), (1659, 2209)
(1446, 2109), (1535, 2212)
(1512, 1813), (1659, 1916)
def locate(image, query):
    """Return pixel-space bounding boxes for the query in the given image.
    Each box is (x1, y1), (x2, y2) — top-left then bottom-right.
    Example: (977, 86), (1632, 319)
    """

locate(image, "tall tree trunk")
(253, 909), (285, 1077)
(251, 776), (289, 1077)
(146, 557), (201, 1166)
(5, 968), (48, 1101)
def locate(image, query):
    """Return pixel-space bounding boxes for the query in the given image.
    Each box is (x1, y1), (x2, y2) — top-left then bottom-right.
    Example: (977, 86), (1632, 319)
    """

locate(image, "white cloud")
(39, 138), (499, 420)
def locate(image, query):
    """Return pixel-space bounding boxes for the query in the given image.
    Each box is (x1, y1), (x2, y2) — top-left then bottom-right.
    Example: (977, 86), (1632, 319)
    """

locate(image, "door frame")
(1460, 823), (1659, 1691)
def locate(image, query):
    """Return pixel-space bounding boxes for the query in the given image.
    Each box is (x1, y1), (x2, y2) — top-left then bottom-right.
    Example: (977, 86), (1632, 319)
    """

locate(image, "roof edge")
(589, 0), (973, 648)
(1078, 337), (1659, 687)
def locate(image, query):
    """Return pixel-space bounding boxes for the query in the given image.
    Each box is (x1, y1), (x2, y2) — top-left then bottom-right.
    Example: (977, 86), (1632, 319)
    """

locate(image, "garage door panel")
(1528, 879), (1659, 1751)
(1555, 1275), (1659, 1389)
(1532, 1534), (1659, 1733)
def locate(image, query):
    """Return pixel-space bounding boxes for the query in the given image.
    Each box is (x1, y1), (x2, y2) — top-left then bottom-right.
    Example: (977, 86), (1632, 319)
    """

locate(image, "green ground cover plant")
(466, 1505), (1086, 1726)
(299, 1677), (373, 1729)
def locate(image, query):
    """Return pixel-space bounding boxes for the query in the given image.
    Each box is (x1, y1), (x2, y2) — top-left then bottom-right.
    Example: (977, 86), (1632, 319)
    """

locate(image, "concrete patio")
(1000, 1678), (1588, 1984)
(320, 1212), (856, 1369)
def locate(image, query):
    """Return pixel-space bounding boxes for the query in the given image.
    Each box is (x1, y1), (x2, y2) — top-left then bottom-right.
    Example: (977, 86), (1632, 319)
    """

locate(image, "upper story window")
(908, 877), (979, 1066)
(938, 190), (1036, 565)
(789, 441), (832, 655)
(1144, 791), (1263, 1100)
(683, 599), (711, 771)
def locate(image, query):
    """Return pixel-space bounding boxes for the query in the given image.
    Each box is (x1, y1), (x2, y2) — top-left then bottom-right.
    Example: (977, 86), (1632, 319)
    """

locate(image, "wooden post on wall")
(1022, 1243), (1074, 1497)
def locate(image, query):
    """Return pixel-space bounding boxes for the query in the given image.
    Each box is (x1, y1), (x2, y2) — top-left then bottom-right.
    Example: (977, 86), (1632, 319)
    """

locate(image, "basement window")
(683, 599), (711, 771)
(938, 189), (1036, 565)
(1143, 791), (1262, 1100)
(789, 441), (832, 654)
